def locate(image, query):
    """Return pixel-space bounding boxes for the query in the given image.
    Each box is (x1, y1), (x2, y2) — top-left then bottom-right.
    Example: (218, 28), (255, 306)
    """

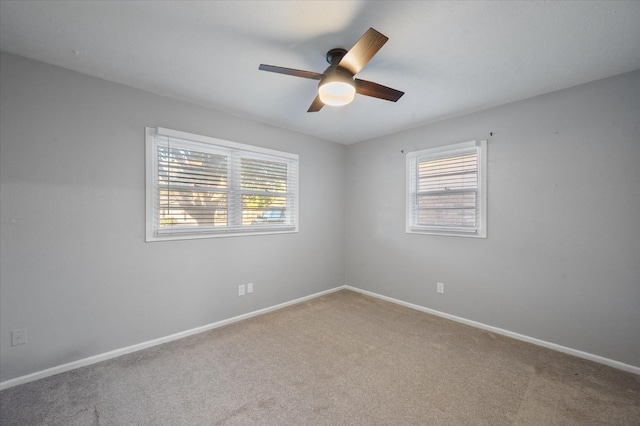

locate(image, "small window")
(406, 140), (487, 238)
(146, 127), (298, 241)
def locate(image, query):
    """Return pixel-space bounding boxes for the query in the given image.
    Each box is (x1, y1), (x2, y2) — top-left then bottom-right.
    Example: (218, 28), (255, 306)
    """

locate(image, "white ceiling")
(1, 1), (639, 144)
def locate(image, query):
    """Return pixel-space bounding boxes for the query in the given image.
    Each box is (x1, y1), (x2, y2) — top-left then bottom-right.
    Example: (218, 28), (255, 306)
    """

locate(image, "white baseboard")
(345, 286), (640, 376)
(0, 286), (345, 391)
(3, 284), (637, 391)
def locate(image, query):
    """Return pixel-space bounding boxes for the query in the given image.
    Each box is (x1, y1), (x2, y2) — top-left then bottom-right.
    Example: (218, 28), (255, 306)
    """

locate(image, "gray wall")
(0, 53), (346, 382)
(2, 51), (639, 384)
(345, 70), (640, 367)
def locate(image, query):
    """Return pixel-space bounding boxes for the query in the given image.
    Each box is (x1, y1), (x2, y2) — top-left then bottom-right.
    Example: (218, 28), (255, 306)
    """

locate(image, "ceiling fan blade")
(355, 79), (404, 102)
(307, 95), (324, 112)
(338, 28), (388, 75)
(259, 64), (323, 80)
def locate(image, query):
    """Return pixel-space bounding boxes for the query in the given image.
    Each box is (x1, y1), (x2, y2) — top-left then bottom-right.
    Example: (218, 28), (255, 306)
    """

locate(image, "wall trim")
(3, 284), (637, 391)
(345, 286), (640, 376)
(0, 286), (345, 391)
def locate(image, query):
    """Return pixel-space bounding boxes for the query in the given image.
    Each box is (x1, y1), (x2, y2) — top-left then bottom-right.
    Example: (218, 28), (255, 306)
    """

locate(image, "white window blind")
(407, 140), (487, 237)
(146, 127), (298, 241)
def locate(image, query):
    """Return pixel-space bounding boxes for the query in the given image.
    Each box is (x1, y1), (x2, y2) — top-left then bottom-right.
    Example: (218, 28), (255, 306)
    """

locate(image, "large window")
(146, 127), (298, 241)
(406, 140), (487, 238)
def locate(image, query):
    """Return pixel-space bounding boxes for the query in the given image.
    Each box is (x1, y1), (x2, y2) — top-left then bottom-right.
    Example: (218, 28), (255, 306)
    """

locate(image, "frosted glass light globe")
(318, 81), (356, 106)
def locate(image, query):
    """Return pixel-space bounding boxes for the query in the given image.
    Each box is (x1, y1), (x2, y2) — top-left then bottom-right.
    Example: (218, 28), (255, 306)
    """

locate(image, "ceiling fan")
(259, 28), (404, 112)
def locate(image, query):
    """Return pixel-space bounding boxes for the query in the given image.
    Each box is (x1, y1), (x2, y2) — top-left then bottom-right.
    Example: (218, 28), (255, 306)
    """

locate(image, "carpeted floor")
(1, 289), (639, 425)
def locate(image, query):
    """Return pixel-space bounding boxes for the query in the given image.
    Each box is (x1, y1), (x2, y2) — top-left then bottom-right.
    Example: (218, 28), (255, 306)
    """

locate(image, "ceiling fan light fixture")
(318, 81), (356, 106)
(259, 28), (403, 112)
(318, 71), (356, 106)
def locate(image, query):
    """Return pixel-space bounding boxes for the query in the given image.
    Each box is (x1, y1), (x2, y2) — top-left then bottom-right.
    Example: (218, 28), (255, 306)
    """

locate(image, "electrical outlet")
(247, 283), (253, 294)
(437, 282), (444, 294)
(11, 328), (27, 346)
(238, 284), (246, 296)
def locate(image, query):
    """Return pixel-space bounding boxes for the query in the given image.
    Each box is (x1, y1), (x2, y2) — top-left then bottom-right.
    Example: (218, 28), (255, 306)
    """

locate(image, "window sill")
(406, 228), (486, 238)
(146, 227), (298, 242)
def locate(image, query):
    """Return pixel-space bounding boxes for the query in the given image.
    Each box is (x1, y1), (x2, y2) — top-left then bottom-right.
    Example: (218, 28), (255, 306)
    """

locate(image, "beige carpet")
(1, 289), (639, 425)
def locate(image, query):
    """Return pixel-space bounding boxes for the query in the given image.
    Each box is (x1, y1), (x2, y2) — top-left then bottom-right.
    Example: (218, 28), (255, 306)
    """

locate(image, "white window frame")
(145, 127), (299, 241)
(406, 140), (487, 238)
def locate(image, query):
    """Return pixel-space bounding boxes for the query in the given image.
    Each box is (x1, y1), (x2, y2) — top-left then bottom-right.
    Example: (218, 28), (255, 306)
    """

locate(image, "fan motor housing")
(319, 66), (354, 87)
(326, 48), (347, 65)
